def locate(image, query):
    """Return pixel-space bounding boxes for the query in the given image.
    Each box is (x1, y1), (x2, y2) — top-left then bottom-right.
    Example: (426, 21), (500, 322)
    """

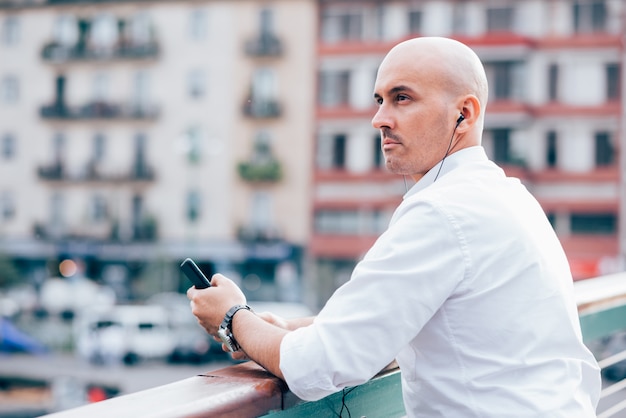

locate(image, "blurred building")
(0, 0), (316, 302)
(310, 0), (624, 305)
(1, 0), (624, 309)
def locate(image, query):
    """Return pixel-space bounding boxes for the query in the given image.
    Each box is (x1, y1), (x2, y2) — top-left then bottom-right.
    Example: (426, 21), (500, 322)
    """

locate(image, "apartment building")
(0, 0), (316, 302)
(311, 0), (624, 306)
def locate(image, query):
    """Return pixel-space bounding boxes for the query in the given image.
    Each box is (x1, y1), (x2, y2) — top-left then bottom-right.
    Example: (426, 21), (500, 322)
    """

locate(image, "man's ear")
(456, 95), (480, 131)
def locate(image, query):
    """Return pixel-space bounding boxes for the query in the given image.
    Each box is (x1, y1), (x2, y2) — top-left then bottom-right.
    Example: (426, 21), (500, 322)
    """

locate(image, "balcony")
(31, 272), (626, 417)
(237, 225), (282, 243)
(242, 99), (281, 119)
(33, 218), (158, 243)
(237, 159), (282, 183)
(37, 162), (155, 183)
(244, 33), (283, 57)
(40, 101), (160, 120)
(41, 41), (159, 63)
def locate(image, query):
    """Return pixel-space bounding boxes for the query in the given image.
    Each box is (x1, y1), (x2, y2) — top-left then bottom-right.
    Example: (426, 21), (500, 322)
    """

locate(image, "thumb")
(210, 273), (227, 286)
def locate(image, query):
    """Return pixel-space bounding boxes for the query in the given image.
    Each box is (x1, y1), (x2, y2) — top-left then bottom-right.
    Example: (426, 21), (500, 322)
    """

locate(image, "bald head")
(372, 37), (489, 180)
(379, 37), (488, 123)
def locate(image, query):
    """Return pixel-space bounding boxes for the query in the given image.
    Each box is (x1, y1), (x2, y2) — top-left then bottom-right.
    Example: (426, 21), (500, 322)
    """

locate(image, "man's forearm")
(231, 309), (289, 380)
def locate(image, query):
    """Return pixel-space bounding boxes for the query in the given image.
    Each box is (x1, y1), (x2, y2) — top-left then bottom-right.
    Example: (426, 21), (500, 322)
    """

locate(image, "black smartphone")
(180, 258), (211, 289)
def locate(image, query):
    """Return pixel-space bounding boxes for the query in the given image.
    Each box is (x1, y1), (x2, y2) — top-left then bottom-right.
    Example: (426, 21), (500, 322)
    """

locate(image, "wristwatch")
(217, 304), (252, 352)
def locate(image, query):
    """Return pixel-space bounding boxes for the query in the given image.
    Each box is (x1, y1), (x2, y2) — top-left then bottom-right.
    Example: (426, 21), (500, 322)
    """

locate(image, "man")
(188, 37), (600, 417)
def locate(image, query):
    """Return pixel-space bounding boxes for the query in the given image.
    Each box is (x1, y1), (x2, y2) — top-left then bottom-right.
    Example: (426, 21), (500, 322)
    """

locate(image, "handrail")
(42, 273), (626, 418)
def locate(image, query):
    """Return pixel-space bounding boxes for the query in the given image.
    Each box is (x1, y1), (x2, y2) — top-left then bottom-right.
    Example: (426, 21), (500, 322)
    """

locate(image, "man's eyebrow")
(373, 85), (413, 99)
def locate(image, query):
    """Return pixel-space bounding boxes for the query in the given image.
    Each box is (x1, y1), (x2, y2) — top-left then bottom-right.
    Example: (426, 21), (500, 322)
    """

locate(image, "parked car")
(147, 292), (220, 364)
(74, 305), (176, 365)
(40, 277), (115, 319)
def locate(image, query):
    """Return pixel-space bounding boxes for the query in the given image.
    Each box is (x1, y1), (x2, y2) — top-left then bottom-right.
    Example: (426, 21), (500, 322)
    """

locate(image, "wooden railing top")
(574, 272), (626, 313)
(43, 362), (287, 418)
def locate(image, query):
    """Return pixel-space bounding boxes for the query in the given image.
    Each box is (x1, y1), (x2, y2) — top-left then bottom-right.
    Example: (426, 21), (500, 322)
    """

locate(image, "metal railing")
(577, 272), (626, 418)
(42, 272), (626, 417)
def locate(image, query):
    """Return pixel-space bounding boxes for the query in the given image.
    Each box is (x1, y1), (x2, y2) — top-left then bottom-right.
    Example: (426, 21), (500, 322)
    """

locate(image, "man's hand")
(187, 273), (246, 336)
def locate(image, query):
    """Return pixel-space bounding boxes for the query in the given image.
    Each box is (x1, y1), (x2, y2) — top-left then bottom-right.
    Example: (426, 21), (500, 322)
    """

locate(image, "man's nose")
(372, 105), (392, 130)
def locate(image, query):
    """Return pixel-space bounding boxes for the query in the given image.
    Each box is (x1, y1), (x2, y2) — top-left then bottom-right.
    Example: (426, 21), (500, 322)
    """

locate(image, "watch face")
(217, 327), (238, 352)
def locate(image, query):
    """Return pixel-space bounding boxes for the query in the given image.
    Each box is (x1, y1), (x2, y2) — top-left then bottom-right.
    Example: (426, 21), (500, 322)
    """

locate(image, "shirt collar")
(403, 146), (488, 199)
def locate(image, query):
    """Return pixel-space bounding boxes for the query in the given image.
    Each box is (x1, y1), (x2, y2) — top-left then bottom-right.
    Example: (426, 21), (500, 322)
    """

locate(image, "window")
(92, 133), (105, 162)
(570, 213), (616, 234)
(2, 16), (19, 46)
(259, 7), (274, 35)
(50, 192), (65, 226)
(133, 70), (150, 110)
(1, 75), (19, 104)
(130, 12), (151, 45)
(373, 134), (384, 169)
(408, 10), (422, 34)
(491, 129), (511, 164)
(321, 9), (363, 43)
(316, 133), (346, 170)
(186, 127), (203, 163)
(189, 9), (208, 41)
(53, 132), (65, 162)
(252, 68), (277, 102)
(314, 209), (387, 235)
(186, 190), (201, 222)
(247, 68), (278, 116)
(490, 62), (514, 100)
(90, 194), (108, 222)
(452, 3), (469, 35)
(250, 191), (272, 231)
(1, 133), (15, 159)
(133, 132), (149, 177)
(546, 131), (558, 168)
(188, 69), (206, 99)
(319, 70), (350, 107)
(486, 7), (514, 32)
(573, 0), (607, 33)
(606, 63), (621, 101)
(90, 13), (118, 50)
(54, 15), (78, 46)
(251, 130), (273, 163)
(548, 64), (559, 101)
(92, 73), (110, 102)
(55, 75), (66, 107)
(595, 131), (614, 167)
(0, 191), (15, 221)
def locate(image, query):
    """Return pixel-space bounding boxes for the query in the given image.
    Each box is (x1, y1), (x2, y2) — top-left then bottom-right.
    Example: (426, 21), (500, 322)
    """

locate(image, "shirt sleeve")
(280, 197), (469, 401)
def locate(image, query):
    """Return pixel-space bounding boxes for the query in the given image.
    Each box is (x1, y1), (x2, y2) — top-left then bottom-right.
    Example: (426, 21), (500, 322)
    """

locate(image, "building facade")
(311, 0), (624, 306)
(0, 0), (623, 310)
(0, 0), (316, 302)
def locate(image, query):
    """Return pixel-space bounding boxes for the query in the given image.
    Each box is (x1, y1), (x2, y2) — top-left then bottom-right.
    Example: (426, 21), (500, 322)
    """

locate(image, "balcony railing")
(242, 99), (282, 118)
(244, 33), (283, 57)
(41, 41), (159, 62)
(40, 102), (160, 120)
(39, 272), (626, 417)
(237, 159), (282, 183)
(37, 162), (155, 182)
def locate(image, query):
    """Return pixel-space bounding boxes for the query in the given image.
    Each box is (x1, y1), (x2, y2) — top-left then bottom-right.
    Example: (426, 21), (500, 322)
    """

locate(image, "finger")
(231, 351), (248, 361)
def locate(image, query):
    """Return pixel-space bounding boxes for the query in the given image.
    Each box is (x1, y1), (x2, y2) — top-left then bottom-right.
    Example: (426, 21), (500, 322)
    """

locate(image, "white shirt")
(280, 147), (600, 417)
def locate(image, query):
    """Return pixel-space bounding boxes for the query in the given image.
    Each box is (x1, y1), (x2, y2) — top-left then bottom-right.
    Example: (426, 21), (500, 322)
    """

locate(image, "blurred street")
(0, 352), (232, 417)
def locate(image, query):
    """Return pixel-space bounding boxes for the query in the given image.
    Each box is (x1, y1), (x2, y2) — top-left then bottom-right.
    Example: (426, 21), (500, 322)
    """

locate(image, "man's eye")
(375, 97), (383, 105)
(397, 94), (409, 102)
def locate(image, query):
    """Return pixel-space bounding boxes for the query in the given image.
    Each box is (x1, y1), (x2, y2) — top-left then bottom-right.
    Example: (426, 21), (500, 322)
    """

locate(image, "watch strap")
(220, 304), (252, 332)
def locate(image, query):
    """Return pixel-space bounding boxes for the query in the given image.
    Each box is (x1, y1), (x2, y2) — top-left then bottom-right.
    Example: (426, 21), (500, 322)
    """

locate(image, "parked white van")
(74, 305), (176, 365)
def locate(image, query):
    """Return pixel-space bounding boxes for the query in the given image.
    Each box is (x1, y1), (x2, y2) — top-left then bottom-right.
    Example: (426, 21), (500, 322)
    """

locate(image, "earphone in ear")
(456, 114), (465, 125)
